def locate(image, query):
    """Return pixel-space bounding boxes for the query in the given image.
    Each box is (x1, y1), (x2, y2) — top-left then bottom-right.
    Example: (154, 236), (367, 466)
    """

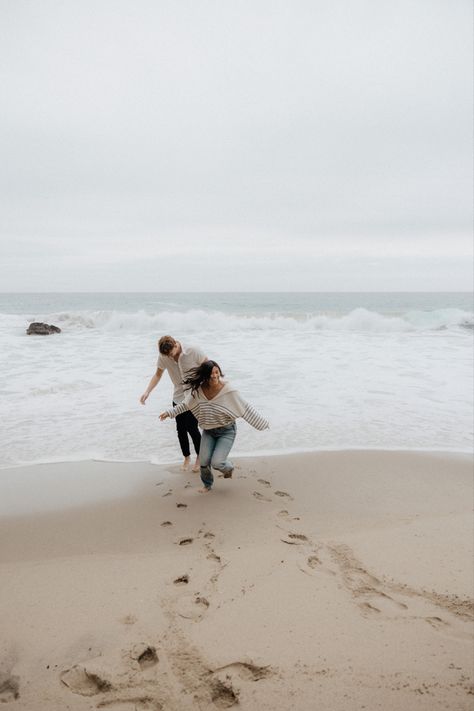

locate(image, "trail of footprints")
(58, 483), (273, 709)
(51, 472), (474, 710)
(171, 527), (221, 623)
(300, 540), (473, 633)
(252, 480), (294, 504)
(162, 519), (274, 707)
(251, 477), (474, 639)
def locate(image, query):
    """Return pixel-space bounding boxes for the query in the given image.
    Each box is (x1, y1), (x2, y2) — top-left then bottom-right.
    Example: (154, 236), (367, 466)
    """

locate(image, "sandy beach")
(0, 450), (473, 710)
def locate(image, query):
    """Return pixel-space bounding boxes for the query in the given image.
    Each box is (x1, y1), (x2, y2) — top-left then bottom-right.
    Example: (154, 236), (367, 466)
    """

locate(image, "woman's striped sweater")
(164, 382), (269, 431)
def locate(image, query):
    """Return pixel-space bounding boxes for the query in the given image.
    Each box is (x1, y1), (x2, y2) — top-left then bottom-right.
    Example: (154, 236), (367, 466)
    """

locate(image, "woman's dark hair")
(183, 360), (223, 394)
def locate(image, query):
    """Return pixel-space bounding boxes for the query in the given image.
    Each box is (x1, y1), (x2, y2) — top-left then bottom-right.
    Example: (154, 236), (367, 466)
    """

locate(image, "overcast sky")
(0, 0), (472, 291)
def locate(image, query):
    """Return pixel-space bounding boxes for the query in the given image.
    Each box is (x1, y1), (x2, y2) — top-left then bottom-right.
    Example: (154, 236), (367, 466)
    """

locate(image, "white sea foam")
(0, 294), (472, 469)
(6, 306), (472, 335)
(30, 380), (100, 397)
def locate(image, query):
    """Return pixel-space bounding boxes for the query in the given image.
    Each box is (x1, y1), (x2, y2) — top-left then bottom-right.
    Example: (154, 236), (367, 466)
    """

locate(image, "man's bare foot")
(198, 487), (212, 494)
(181, 457), (191, 471)
(192, 456), (200, 473)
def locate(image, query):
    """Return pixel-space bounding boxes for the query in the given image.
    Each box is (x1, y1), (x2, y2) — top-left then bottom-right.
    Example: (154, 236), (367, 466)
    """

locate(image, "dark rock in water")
(26, 322), (61, 335)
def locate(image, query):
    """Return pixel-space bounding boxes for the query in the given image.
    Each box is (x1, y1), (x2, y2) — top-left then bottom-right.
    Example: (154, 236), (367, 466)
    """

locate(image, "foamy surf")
(3, 306), (473, 335)
(1, 292), (472, 468)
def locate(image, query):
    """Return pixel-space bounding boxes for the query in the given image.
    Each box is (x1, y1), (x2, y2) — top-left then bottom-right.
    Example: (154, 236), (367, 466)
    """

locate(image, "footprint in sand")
(208, 678), (239, 708)
(252, 491), (272, 503)
(208, 662), (273, 708)
(207, 551), (222, 563)
(307, 554), (321, 569)
(173, 575), (190, 585)
(297, 549), (339, 577)
(211, 661), (272, 682)
(289, 533), (309, 541)
(177, 537), (194, 546)
(274, 490), (293, 501)
(60, 666), (109, 697)
(135, 646), (159, 670)
(197, 527), (216, 541)
(176, 595), (210, 621)
(160, 521), (173, 527)
(0, 676), (20, 703)
(281, 533), (310, 545)
(257, 479), (271, 487)
(359, 601), (382, 614)
(176, 503), (187, 509)
(425, 616), (449, 630)
(61, 644), (158, 699)
(358, 594), (408, 616)
(162, 490), (173, 497)
(277, 510), (300, 522)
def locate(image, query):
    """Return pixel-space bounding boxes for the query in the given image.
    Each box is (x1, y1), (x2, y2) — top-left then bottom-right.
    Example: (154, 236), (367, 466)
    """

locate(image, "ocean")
(0, 292), (472, 469)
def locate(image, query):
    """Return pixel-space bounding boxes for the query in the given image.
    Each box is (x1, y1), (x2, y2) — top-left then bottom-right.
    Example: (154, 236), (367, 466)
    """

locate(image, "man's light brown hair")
(158, 336), (176, 355)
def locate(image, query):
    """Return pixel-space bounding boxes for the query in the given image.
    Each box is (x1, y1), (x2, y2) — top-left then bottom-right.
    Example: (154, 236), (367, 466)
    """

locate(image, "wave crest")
(33, 307), (474, 333)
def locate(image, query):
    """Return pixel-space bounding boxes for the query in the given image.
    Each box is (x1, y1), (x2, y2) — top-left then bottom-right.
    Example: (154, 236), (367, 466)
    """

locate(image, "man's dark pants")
(173, 402), (201, 457)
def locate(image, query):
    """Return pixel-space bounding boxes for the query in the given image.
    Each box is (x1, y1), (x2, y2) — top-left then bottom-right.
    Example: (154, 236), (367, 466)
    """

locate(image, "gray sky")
(0, 0), (472, 291)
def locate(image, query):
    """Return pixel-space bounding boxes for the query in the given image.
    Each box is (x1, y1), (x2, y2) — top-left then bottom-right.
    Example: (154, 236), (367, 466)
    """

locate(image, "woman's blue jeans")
(199, 423), (236, 489)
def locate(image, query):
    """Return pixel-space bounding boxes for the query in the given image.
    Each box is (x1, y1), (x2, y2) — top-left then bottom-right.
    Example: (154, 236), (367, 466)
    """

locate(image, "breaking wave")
(19, 306), (474, 334)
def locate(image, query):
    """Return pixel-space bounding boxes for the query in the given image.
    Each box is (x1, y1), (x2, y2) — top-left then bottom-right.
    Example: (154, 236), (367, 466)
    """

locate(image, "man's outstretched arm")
(140, 367), (164, 404)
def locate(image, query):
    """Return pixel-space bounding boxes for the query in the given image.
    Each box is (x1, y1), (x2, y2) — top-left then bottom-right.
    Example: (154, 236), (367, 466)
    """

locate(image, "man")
(140, 335), (206, 471)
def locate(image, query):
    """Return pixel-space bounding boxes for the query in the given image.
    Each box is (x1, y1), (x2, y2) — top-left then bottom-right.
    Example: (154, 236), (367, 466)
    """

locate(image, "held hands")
(159, 412), (169, 421)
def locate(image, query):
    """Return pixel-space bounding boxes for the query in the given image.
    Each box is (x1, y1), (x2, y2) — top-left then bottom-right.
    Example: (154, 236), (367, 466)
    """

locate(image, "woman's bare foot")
(192, 456), (200, 473)
(181, 456), (191, 472)
(198, 487), (212, 494)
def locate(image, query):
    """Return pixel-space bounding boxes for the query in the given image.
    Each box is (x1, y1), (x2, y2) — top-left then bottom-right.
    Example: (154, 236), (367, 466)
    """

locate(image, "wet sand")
(0, 450), (472, 709)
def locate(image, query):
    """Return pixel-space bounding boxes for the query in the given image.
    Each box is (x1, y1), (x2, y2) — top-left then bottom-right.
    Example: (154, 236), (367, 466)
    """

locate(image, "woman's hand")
(159, 412), (169, 421)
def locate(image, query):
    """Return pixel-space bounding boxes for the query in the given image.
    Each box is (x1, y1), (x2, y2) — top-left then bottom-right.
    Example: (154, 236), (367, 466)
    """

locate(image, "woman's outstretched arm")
(159, 401), (189, 420)
(240, 401), (269, 430)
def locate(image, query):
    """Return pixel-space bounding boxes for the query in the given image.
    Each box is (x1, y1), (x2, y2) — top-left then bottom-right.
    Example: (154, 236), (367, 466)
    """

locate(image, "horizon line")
(0, 290), (473, 295)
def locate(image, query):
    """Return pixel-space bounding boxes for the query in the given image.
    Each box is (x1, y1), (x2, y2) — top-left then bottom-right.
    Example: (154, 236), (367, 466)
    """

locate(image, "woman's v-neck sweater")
(164, 382), (269, 430)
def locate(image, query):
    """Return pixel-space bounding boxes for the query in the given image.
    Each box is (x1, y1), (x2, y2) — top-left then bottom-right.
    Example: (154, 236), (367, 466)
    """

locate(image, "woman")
(160, 360), (269, 492)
